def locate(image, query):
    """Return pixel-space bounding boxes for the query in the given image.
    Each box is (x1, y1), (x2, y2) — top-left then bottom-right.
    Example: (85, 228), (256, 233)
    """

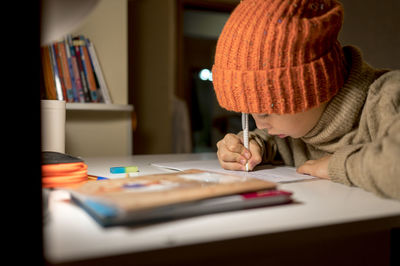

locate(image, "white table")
(44, 153), (400, 265)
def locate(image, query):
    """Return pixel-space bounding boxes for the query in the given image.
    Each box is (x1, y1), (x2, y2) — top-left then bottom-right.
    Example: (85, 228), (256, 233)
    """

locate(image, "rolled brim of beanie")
(212, 43), (345, 115)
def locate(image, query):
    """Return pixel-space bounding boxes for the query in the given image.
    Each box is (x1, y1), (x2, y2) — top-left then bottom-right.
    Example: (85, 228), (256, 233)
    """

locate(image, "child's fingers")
(296, 162), (312, 175)
(216, 134), (250, 170)
(247, 139), (262, 170)
(217, 147), (247, 165)
(217, 159), (246, 171)
(220, 134), (250, 158)
(297, 160), (322, 178)
(223, 134), (247, 153)
(297, 159), (318, 174)
(297, 157), (331, 179)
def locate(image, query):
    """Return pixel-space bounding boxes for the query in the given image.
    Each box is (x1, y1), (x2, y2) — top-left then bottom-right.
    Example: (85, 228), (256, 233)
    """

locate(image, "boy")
(212, 0), (400, 199)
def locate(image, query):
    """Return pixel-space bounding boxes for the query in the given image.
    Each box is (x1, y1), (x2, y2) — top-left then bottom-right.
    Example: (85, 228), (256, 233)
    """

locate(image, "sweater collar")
(301, 46), (381, 145)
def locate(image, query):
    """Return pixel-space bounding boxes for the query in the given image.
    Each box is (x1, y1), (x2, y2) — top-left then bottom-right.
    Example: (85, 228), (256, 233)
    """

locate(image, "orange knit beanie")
(212, 0), (346, 114)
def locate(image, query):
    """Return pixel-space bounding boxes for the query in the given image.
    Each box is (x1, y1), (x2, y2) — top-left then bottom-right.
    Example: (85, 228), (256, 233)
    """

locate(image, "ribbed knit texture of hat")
(212, 0), (346, 114)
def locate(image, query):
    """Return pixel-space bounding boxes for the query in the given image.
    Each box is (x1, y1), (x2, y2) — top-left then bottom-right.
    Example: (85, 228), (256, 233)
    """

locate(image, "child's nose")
(255, 121), (272, 130)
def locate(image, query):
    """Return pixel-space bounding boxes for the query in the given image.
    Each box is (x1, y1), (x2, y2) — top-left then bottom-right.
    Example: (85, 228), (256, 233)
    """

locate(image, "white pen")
(242, 113), (249, 172)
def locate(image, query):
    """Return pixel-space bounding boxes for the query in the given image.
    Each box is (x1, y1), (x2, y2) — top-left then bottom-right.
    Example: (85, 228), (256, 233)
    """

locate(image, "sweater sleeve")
(238, 128), (281, 164)
(328, 114), (400, 199)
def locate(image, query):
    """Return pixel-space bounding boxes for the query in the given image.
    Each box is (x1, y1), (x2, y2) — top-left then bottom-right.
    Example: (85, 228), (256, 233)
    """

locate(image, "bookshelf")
(64, 0), (132, 157)
(41, 32), (133, 112)
(66, 103), (133, 112)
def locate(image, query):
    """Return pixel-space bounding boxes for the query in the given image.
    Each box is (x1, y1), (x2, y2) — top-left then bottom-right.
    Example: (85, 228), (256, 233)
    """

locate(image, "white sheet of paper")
(151, 159), (316, 183)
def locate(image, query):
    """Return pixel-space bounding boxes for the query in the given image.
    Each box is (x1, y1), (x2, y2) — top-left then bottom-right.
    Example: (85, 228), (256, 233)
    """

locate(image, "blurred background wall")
(66, 0), (400, 156)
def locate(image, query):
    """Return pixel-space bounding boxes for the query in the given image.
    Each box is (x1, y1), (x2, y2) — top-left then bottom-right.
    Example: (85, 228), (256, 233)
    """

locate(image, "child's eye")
(252, 114), (269, 120)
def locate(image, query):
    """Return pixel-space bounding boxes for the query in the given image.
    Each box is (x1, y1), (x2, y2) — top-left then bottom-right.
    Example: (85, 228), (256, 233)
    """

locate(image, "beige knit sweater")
(249, 46), (400, 200)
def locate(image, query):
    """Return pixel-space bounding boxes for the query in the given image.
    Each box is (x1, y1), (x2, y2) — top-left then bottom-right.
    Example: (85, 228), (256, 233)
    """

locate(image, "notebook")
(152, 159), (315, 183)
(68, 169), (292, 226)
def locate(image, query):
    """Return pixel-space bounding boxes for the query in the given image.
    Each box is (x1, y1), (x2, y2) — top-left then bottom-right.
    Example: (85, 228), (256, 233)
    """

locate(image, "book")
(66, 35), (85, 102)
(64, 38), (79, 102)
(73, 38), (91, 102)
(68, 169), (292, 226)
(53, 43), (68, 100)
(40, 34), (112, 103)
(86, 38), (112, 104)
(40, 47), (57, 100)
(48, 44), (64, 100)
(57, 41), (74, 102)
(77, 35), (99, 102)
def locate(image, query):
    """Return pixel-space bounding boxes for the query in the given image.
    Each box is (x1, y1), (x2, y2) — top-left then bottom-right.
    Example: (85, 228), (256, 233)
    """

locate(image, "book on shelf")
(40, 34), (112, 104)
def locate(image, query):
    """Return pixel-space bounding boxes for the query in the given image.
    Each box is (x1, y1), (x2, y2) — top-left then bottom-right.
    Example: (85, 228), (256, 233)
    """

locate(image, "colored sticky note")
(110, 166), (139, 174)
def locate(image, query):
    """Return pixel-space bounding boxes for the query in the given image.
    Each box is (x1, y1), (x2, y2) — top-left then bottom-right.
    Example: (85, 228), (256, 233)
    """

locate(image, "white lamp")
(41, 0), (99, 45)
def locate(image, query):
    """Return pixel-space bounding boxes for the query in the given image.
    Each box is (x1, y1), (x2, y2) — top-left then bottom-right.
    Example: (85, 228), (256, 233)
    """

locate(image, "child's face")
(251, 103), (327, 139)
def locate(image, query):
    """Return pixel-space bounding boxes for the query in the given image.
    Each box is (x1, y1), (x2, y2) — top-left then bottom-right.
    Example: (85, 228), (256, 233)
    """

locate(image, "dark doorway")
(177, 0), (255, 153)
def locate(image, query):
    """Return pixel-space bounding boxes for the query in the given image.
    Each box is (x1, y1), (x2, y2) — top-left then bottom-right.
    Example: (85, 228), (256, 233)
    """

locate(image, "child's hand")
(216, 133), (262, 171)
(297, 155), (331, 179)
